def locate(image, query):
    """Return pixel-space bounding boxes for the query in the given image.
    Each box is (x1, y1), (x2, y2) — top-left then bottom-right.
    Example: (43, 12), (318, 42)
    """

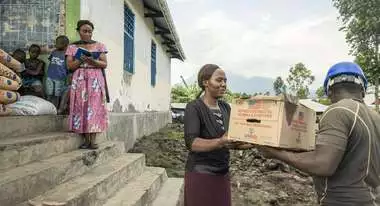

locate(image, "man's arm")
(260, 144), (344, 176)
(260, 103), (355, 177)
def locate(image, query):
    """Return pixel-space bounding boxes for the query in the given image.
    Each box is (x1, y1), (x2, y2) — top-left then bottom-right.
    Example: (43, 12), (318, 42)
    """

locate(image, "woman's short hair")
(76, 20), (94, 31)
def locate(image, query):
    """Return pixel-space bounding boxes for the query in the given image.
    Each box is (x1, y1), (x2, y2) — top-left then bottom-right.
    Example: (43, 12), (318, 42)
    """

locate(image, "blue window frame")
(124, 4), (135, 73)
(151, 41), (157, 86)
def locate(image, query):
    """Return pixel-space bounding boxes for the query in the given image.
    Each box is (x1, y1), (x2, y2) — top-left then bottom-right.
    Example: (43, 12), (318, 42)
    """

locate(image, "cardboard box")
(227, 95), (316, 151)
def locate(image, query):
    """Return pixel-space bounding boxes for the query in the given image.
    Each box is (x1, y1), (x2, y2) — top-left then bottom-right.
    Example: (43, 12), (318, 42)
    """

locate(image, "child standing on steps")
(46, 35), (70, 109)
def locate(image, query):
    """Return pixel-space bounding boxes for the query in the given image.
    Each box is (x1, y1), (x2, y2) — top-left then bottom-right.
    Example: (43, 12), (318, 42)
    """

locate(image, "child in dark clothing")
(12, 49), (26, 65)
(22, 44), (45, 97)
(46, 35), (70, 108)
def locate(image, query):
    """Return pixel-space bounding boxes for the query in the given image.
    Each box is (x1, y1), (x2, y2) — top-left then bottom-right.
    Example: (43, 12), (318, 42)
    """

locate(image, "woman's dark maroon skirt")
(184, 171), (232, 206)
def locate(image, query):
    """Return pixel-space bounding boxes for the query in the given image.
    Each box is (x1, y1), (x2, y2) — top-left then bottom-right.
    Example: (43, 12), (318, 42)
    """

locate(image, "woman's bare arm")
(191, 136), (227, 152)
(66, 55), (81, 71)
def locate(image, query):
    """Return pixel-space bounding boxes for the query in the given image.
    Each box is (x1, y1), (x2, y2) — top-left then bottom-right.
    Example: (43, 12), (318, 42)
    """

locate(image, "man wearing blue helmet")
(260, 62), (380, 205)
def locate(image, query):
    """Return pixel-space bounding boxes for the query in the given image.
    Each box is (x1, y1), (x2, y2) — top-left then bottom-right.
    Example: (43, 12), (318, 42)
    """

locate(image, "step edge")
(0, 141), (125, 206)
(0, 141), (121, 185)
(0, 133), (83, 171)
(0, 132), (80, 149)
(103, 166), (167, 206)
(29, 153), (145, 206)
(152, 178), (184, 206)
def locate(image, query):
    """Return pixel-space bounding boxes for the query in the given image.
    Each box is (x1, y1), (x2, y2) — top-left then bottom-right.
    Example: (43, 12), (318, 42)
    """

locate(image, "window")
(151, 41), (157, 87)
(124, 4), (135, 73)
(0, 1), (61, 52)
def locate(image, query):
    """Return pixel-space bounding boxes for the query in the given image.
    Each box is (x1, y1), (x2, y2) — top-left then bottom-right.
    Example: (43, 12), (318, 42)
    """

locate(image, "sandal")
(79, 134), (90, 149)
(88, 134), (98, 150)
(79, 142), (90, 149)
(89, 143), (99, 150)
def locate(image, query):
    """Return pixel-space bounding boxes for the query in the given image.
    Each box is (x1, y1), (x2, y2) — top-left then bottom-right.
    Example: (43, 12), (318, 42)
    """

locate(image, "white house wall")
(79, 0), (172, 112)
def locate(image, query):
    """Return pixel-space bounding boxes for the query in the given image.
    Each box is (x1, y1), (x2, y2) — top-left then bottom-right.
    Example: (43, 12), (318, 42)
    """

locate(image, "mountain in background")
(175, 71), (319, 97)
(179, 71), (276, 94)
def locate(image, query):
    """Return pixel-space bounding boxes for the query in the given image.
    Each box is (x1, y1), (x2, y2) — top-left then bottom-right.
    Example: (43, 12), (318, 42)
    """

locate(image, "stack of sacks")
(0, 49), (22, 116)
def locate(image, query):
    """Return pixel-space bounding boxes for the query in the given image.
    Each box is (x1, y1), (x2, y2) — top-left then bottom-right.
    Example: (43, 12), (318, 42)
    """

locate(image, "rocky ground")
(130, 123), (317, 206)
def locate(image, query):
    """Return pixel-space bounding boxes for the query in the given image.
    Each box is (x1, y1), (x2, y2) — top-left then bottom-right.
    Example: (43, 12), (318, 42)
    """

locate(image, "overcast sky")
(167, 0), (354, 88)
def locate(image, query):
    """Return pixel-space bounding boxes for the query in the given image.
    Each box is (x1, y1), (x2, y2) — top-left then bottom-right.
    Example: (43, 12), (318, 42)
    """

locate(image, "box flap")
(283, 94), (299, 126)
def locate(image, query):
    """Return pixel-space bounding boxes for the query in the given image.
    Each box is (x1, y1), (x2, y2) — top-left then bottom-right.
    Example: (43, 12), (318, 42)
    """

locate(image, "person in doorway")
(22, 44), (45, 97)
(184, 64), (253, 206)
(66, 20), (108, 150)
(259, 62), (380, 205)
(46, 35), (70, 109)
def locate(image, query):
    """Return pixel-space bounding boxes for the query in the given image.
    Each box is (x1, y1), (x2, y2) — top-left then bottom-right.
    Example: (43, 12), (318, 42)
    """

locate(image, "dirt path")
(130, 123), (317, 206)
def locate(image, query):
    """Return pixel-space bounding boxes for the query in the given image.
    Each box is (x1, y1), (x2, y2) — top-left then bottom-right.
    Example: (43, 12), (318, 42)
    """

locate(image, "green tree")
(273, 76), (285, 95)
(355, 51), (379, 110)
(316, 86), (331, 105)
(286, 63), (315, 99)
(171, 84), (201, 103)
(240, 92), (250, 99)
(333, 0), (380, 111)
(319, 98), (332, 106)
(316, 86), (326, 99)
(171, 83), (237, 103)
(223, 90), (237, 103)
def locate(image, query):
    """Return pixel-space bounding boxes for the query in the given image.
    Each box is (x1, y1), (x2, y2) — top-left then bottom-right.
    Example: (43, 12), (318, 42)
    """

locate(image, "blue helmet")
(323, 62), (368, 95)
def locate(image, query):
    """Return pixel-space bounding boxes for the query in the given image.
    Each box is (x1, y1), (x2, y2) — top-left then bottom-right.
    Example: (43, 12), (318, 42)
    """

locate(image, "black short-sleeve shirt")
(184, 98), (231, 175)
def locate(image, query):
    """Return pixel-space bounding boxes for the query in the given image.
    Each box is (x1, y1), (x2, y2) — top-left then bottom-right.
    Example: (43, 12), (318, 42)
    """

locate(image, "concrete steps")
(0, 141), (125, 206)
(152, 178), (184, 206)
(0, 132), (107, 171)
(0, 116), (68, 139)
(29, 153), (145, 206)
(0, 132), (81, 171)
(0, 116), (183, 206)
(103, 167), (167, 206)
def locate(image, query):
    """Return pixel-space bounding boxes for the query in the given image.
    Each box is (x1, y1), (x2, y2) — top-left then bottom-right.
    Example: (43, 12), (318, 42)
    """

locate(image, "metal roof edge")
(157, 0), (186, 61)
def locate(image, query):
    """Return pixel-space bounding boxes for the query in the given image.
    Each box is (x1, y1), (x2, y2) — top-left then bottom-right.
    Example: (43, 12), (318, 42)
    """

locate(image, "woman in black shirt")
(184, 64), (252, 206)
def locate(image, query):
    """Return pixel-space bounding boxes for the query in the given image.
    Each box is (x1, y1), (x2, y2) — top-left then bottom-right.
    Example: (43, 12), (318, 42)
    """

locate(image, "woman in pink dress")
(66, 20), (108, 149)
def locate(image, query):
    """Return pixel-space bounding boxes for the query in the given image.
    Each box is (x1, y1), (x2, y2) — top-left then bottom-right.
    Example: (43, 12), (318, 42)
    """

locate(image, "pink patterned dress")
(65, 42), (108, 134)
